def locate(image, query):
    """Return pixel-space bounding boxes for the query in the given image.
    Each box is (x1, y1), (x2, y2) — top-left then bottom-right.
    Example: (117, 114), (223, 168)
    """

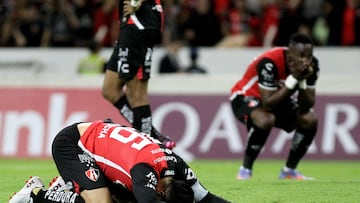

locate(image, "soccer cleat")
(279, 168), (314, 180)
(151, 127), (176, 150)
(48, 176), (68, 192)
(236, 166), (252, 180)
(9, 176), (45, 203)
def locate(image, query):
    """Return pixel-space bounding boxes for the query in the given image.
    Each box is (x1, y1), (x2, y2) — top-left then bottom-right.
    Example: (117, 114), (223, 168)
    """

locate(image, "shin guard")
(286, 127), (317, 169)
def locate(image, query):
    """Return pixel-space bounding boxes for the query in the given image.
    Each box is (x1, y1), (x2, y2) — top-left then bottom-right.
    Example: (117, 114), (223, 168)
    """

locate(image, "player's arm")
(297, 57), (319, 112)
(173, 154), (231, 203)
(123, 0), (143, 16)
(257, 59), (295, 111)
(131, 163), (166, 203)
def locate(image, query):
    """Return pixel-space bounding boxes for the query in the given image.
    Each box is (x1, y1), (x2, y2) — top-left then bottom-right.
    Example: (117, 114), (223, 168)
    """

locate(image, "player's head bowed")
(158, 178), (194, 203)
(287, 33), (314, 79)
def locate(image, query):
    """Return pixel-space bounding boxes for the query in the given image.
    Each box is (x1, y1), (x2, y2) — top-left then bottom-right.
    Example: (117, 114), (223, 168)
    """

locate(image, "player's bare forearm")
(259, 85), (294, 111)
(298, 88), (315, 112)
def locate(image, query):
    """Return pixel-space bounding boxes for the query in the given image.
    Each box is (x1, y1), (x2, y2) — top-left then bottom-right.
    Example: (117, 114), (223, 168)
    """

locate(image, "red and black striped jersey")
(230, 47), (319, 100)
(78, 120), (199, 202)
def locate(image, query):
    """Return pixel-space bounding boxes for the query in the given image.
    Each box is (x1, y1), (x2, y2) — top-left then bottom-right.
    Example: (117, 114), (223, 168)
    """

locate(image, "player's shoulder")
(258, 47), (286, 63)
(263, 47), (286, 56)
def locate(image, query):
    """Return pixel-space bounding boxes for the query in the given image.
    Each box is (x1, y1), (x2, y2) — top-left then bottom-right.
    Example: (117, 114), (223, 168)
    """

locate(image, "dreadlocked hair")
(165, 179), (194, 203)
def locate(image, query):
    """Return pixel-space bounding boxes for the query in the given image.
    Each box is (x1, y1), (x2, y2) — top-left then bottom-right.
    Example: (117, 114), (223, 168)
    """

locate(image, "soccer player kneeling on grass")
(10, 119), (231, 203)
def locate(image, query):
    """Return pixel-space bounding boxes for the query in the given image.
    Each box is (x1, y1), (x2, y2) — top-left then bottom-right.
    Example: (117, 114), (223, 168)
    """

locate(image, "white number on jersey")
(109, 127), (152, 150)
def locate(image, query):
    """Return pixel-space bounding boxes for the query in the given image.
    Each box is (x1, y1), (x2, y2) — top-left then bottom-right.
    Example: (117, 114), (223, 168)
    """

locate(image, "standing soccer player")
(230, 33), (319, 180)
(101, 0), (176, 149)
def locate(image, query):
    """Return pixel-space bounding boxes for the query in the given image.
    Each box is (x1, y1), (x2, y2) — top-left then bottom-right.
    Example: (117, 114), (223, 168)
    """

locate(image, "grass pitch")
(1, 159), (360, 203)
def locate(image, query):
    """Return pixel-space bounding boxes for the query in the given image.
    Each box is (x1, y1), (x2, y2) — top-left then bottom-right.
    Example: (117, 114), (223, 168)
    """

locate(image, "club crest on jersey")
(85, 167), (100, 182)
(248, 99), (259, 107)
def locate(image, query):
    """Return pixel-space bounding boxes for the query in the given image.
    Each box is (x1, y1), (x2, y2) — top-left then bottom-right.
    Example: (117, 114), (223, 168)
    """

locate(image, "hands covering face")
(287, 42), (314, 81)
(288, 58), (314, 80)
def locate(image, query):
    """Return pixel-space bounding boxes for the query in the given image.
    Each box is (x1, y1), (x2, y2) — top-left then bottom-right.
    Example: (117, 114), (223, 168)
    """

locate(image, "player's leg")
(113, 27), (152, 136)
(231, 95), (273, 179)
(102, 69), (126, 105)
(113, 27), (175, 148)
(41, 123), (111, 202)
(10, 123), (112, 203)
(286, 110), (317, 166)
(125, 77), (152, 134)
(275, 102), (317, 180)
(244, 109), (274, 169)
(281, 111), (317, 180)
(103, 70), (175, 148)
(80, 188), (113, 203)
(101, 36), (127, 111)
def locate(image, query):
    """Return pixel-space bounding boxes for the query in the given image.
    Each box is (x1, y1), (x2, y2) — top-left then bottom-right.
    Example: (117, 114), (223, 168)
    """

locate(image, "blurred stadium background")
(0, 0), (359, 162)
(1, 0), (360, 202)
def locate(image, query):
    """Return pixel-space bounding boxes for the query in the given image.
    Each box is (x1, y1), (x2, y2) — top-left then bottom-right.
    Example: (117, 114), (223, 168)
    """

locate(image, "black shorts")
(106, 25), (161, 81)
(231, 95), (297, 132)
(51, 123), (108, 193)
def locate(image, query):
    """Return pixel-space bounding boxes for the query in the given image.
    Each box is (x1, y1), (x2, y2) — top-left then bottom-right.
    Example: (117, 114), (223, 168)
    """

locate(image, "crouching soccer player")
(230, 33), (319, 180)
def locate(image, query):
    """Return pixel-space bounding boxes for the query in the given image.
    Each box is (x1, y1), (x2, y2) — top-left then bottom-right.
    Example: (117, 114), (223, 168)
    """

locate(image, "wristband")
(284, 75), (298, 90)
(299, 79), (307, 90)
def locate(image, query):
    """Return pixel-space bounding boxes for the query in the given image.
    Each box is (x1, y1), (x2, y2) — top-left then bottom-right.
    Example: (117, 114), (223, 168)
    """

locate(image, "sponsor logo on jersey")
(151, 148), (172, 154)
(85, 167), (100, 182)
(185, 168), (197, 180)
(247, 99), (259, 108)
(144, 48), (153, 67)
(153, 155), (177, 164)
(145, 171), (158, 190)
(78, 153), (94, 164)
(261, 69), (274, 81)
(265, 63), (273, 71)
(164, 170), (175, 176)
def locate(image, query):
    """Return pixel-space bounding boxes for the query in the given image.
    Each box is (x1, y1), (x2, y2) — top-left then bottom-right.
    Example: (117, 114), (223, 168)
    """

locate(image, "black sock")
(114, 96), (166, 140)
(243, 125), (271, 170)
(286, 127), (317, 169)
(114, 95), (133, 124)
(32, 189), (85, 203)
(132, 105), (152, 135)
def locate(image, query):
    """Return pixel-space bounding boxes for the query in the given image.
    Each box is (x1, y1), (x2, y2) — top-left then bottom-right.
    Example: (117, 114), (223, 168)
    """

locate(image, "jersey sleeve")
(130, 163), (164, 203)
(171, 153), (198, 185)
(256, 58), (279, 91)
(171, 153), (209, 202)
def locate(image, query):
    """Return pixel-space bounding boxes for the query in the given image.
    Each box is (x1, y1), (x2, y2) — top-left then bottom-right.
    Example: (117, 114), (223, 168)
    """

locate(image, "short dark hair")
(289, 33), (313, 45)
(165, 179), (194, 203)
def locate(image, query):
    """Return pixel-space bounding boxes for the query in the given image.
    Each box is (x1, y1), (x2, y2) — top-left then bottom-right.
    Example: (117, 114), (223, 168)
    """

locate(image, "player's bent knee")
(251, 111), (275, 130)
(299, 111), (318, 129)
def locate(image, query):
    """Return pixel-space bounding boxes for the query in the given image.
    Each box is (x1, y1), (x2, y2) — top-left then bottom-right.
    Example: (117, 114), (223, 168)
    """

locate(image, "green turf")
(1, 159), (360, 203)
